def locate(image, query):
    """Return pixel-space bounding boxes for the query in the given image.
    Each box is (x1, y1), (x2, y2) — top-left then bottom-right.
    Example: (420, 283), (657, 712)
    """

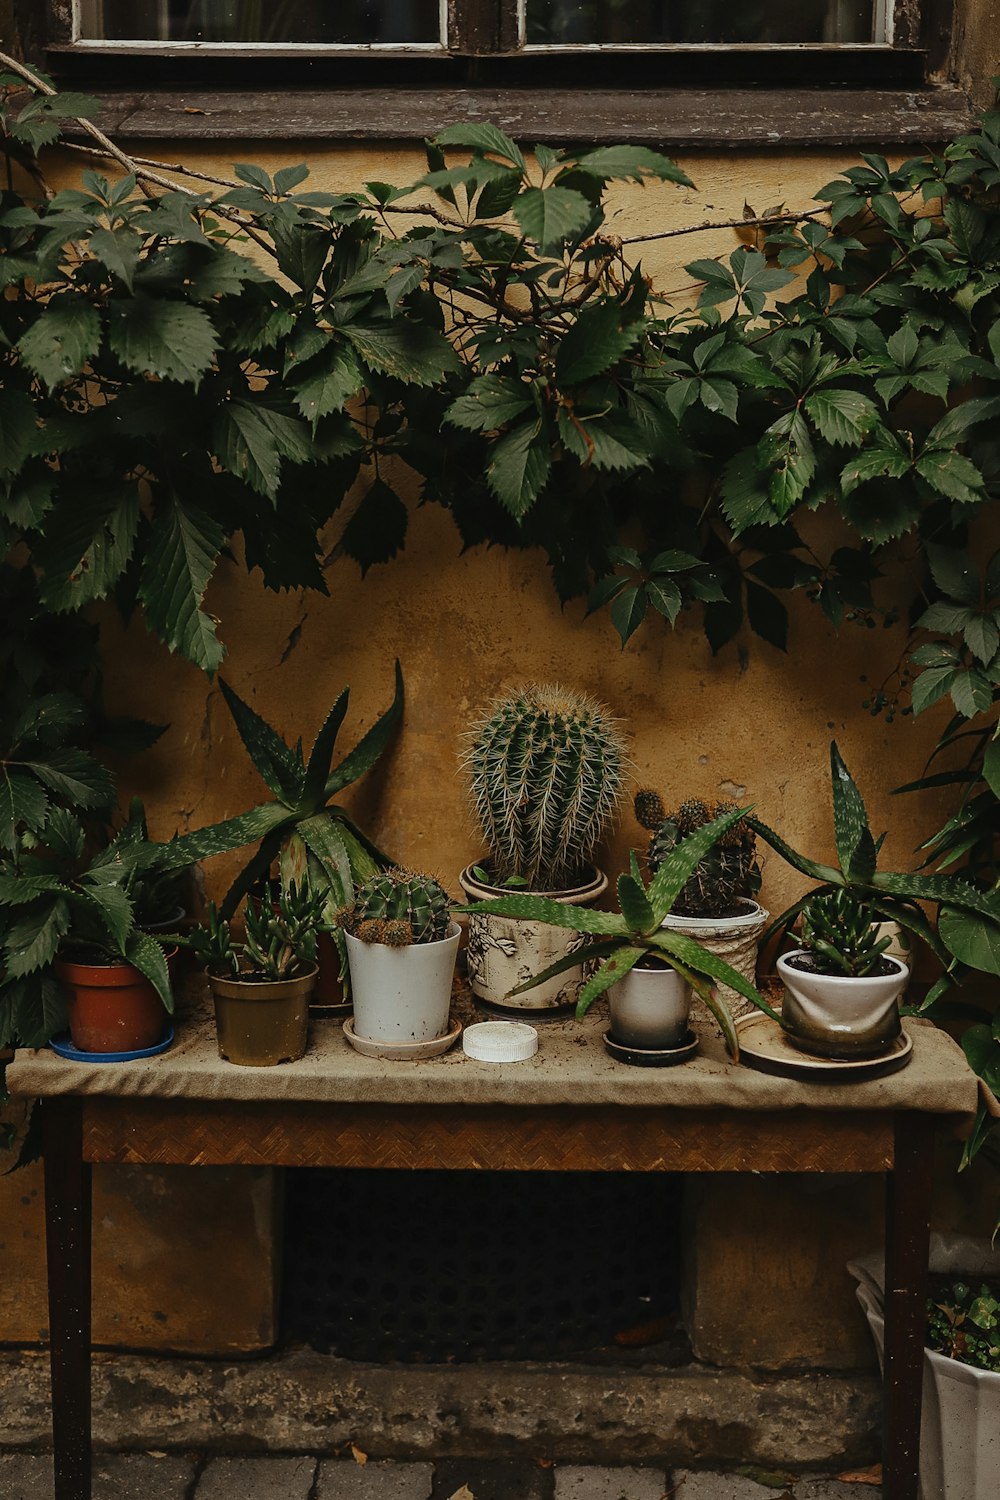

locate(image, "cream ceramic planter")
(346, 922), (460, 1043)
(459, 864), (607, 1015)
(849, 1237), (1000, 1500)
(607, 963), (690, 1050)
(777, 949), (907, 1059)
(660, 899), (768, 1023)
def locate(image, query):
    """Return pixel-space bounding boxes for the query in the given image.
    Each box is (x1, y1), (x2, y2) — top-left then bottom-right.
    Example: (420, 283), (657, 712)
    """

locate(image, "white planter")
(777, 949), (908, 1059)
(459, 864), (608, 1014)
(345, 922), (460, 1044)
(607, 963), (691, 1050)
(660, 899), (768, 1023)
(849, 1236), (1000, 1500)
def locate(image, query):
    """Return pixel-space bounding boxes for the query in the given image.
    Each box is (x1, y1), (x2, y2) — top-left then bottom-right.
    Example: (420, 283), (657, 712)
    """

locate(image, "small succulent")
(634, 790), (760, 919)
(927, 1278), (1000, 1373)
(464, 684), (628, 891)
(798, 888), (892, 978)
(344, 868), (452, 947)
(186, 883), (325, 981)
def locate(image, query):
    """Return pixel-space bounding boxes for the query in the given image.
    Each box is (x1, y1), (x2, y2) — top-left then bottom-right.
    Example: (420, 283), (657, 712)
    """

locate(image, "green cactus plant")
(635, 790), (760, 919)
(344, 868), (453, 948)
(463, 684), (628, 892)
(799, 888), (894, 978)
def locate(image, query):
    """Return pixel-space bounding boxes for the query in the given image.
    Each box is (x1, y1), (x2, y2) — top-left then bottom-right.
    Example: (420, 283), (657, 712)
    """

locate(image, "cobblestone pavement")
(0, 1452), (882, 1499)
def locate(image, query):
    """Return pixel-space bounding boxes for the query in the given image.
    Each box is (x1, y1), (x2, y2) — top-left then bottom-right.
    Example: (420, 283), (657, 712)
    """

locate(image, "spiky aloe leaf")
(684, 966), (740, 1060)
(504, 936), (624, 998)
(617, 870), (654, 936)
(748, 818), (843, 886)
(124, 929), (173, 1012)
(873, 869), (1000, 916)
(325, 660), (404, 797)
(159, 803), (291, 869)
(220, 826), (287, 920)
(648, 927), (779, 1021)
(647, 805), (751, 926)
(574, 944), (646, 1017)
(454, 891), (625, 937)
(334, 817), (387, 881)
(830, 743), (877, 883)
(296, 814), (353, 904)
(298, 689), (350, 811)
(869, 897), (949, 966)
(219, 679), (306, 805)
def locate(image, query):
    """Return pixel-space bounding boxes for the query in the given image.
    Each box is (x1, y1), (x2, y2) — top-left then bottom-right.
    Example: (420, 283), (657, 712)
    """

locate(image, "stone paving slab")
(196, 1455), (318, 1499)
(429, 1458), (553, 1499)
(0, 1452), (197, 1500)
(318, 1459), (435, 1499)
(553, 1465), (669, 1500)
(674, 1475), (791, 1499)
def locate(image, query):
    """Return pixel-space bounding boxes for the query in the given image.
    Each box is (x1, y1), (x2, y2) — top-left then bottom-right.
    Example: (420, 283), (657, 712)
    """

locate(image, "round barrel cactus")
(464, 684), (628, 891)
(348, 867), (452, 947)
(634, 791), (760, 919)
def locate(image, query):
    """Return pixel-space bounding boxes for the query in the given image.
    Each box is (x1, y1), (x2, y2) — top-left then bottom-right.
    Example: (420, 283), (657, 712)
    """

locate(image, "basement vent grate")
(281, 1168), (681, 1363)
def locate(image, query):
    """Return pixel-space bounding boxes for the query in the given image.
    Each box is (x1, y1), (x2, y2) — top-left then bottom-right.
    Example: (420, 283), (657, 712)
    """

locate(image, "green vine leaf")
(138, 492), (226, 674)
(106, 295), (218, 383)
(513, 186), (592, 251)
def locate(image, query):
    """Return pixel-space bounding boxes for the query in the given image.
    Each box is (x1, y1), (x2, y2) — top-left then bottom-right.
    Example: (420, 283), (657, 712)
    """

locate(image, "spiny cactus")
(800, 888), (893, 977)
(635, 790), (760, 919)
(464, 684), (628, 891)
(346, 867), (453, 947)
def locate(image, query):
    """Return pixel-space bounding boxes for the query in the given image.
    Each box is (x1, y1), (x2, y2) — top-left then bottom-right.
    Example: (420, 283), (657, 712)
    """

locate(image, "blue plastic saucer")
(49, 1027), (174, 1063)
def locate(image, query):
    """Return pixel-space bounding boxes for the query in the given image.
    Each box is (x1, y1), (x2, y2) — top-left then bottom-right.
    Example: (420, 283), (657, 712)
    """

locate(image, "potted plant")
(459, 684), (628, 1016)
(457, 804), (781, 1061)
(776, 887), (908, 1058)
(849, 1235), (1000, 1500)
(185, 883), (324, 1066)
(341, 868), (460, 1050)
(634, 790), (766, 1020)
(162, 664), (403, 1010)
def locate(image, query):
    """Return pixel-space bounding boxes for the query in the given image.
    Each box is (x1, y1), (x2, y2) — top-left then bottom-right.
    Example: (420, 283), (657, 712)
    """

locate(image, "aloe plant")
(751, 742), (1000, 1010)
(161, 662), (403, 989)
(456, 804), (780, 1059)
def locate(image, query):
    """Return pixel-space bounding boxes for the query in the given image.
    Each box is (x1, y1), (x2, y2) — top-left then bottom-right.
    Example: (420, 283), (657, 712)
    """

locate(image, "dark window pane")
(526, 0), (877, 44)
(79, 0), (441, 45)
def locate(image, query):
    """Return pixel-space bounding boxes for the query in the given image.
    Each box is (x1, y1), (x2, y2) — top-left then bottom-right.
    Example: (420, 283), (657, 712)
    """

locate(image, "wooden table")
(7, 1000), (979, 1500)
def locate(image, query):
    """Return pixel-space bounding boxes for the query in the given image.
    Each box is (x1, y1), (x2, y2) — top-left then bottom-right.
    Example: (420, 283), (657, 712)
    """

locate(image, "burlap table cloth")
(6, 984), (979, 1117)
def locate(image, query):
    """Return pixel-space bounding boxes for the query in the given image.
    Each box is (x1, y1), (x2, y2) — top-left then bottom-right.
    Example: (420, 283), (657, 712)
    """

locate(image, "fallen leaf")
(837, 1463), (882, 1486)
(536, 1457), (554, 1468)
(145, 1452), (167, 1460)
(350, 1443), (368, 1465)
(447, 1488), (475, 1500)
(735, 1466), (796, 1489)
(183, 107), (206, 115)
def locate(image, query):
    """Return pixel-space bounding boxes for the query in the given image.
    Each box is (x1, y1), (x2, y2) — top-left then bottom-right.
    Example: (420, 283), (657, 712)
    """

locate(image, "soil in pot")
(783, 951), (900, 980)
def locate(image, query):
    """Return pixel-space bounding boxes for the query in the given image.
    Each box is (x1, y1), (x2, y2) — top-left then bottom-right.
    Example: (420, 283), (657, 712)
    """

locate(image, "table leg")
(42, 1097), (92, 1500)
(883, 1113), (934, 1500)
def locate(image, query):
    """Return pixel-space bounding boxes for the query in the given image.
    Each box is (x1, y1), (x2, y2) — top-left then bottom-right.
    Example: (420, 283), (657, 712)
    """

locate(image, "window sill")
(71, 84), (974, 150)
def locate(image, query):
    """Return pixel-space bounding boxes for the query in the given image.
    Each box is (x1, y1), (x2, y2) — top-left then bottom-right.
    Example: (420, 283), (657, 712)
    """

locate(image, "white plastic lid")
(462, 1020), (538, 1063)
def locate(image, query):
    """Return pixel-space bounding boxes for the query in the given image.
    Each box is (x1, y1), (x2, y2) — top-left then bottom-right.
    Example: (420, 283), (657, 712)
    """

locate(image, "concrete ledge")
(0, 1349), (880, 1469)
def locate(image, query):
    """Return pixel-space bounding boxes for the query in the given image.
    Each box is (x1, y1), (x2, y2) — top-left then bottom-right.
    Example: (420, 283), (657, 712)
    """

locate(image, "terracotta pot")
(56, 955), (172, 1054)
(313, 930), (347, 1006)
(209, 964), (316, 1066)
(458, 863), (608, 1016)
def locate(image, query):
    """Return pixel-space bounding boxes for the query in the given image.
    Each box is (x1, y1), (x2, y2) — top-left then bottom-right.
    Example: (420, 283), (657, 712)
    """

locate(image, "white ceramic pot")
(345, 922), (460, 1044)
(607, 962), (691, 1049)
(660, 899), (768, 1023)
(459, 864), (608, 1015)
(849, 1236), (1000, 1500)
(777, 949), (908, 1059)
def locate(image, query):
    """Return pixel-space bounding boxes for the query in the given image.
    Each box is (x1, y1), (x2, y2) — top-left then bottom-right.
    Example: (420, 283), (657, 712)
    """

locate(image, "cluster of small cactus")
(464, 684), (628, 891)
(634, 790), (760, 918)
(188, 882), (324, 980)
(345, 867), (453, 947)
(800, 888), (893, 977)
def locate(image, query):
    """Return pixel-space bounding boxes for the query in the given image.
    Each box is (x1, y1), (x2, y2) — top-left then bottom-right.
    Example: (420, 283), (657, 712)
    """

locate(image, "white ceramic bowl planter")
(607, 962), (691, 1050)
(459, 864), (608, 1015)
(346, 922), (460, 1044)
(849, 1237), (1000, 1500)
(777, 949), (908, 1059)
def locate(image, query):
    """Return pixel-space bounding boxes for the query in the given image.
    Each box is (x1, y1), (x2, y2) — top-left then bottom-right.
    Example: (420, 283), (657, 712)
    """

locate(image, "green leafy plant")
(185, 882), (325, 981)
(634, 789), (760, 917)
(750, 742), (999, 1007)
(927, 1278), (1000, 1373)
(456, 804), (780, 1058)
(797, 888), (894, 977)
(342, 867), (452, 947)
(463, 684), (628, 891)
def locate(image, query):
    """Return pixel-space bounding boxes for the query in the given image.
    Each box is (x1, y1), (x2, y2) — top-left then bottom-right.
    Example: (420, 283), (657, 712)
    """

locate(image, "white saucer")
(342, 1014), (462, 1060)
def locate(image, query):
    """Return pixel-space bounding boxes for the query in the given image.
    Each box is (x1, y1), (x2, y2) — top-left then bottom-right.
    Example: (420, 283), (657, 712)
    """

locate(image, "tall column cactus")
(464, 685), (628, 891)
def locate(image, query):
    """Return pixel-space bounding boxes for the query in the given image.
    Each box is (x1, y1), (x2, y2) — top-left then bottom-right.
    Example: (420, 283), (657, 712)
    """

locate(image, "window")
(30, 0), (973, 146)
